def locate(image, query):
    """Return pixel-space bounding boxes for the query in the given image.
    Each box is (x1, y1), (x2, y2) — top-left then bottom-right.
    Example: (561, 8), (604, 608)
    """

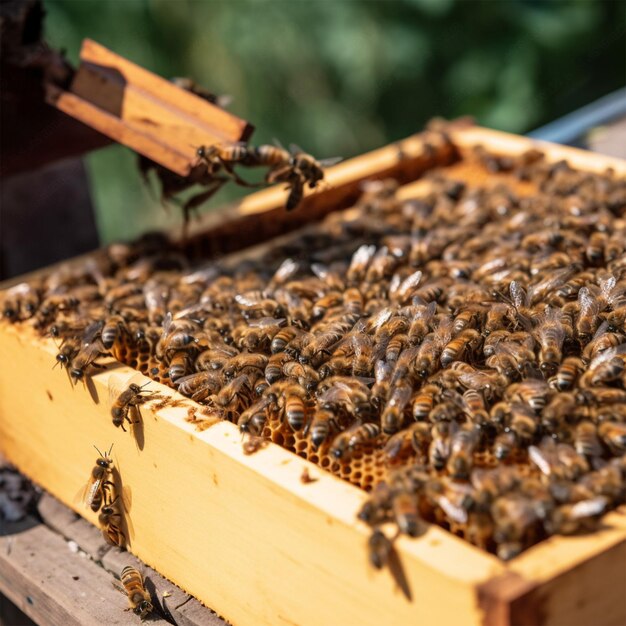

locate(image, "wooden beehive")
(1, 126), (625, 626)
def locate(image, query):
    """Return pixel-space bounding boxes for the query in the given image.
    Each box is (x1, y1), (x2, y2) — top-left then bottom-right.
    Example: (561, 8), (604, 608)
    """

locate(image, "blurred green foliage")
(44, 0), (625, 243)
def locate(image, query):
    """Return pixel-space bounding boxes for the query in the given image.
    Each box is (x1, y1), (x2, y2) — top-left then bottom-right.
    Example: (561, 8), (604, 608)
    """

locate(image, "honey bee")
(582, 345), (626, 386)
(389, 270), (423, 305)
(547, 497), (609, 535)
(446, 426), (479, 479)
(346, 245), (377, 286)
(307, 408), (339, 449)
(168, 351), (191, 382)
(176, 371), (221, 402)
(222, 353), (268, 380)
(195, 345), (239, 372)
(532, 307), (568, 376)
(70, 320), (108, 381)
(368, 529), (393, 570)
(54, 336), (81, 373)
(74, 444), (114, 513)
(507, 402), (540, 444)
(428, 422), (454, 470)
(99, 481), (132, 548)
(505, 379), (551, 412)
(215, 374), (253, 412)
(582, 322), (624, 361)
(109, 374), (154, 433)
(552, 356), (585, 391)
(381, 384), (412, 435)
(370, 360), (392, 410)
(282, 361), (319, 391)
(541, 392), (579, 433)
(271, 325), (305, 354)
(119, 566), (153, 620)
(424, 476), (472, 524)
(574, 421), (604, 459)
(528, 438), (589, 480)
(237, 396), (276, 435)
(383, 422), (431, 464)
(440, 329), (481, 368)
(156, 313), (201, 361)
(232, 317), (286, 351)
(412, 383), (441, 421)
(282, 384), (308, 431)
(414, 316), (454, 378)
(1, 282), (40, 320)
(329, 422), (380, 461)
(491, 495), (542, 559)
(598, 422), (626, 454)
(359, 481), (393, 526)
(461, 388), (489, 426)
(575, 286), (601, 342)
(391, 490), (420, 537)
(101, 314), (129, 350)
(407, 302), (437, 346)
(493, 430), (519, 461)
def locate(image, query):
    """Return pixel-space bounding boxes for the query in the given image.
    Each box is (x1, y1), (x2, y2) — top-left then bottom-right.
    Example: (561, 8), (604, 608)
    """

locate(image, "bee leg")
(222, 164), (262, 189)
(266, 164), (293, 185)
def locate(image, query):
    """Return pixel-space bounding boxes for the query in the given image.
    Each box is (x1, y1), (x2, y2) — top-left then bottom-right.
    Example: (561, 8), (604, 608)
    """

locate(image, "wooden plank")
(0, 326), (503, 626)
(46, 39), (253, 177)
(35, 493), (226, 625)
(0, 520), (170, 625)
(449, 126), (626, 175)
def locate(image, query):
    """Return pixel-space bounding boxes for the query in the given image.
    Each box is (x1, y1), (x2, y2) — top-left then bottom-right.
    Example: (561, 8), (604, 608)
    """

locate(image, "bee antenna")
(107, 443), (114, 456)
(93, 444), (104, 457)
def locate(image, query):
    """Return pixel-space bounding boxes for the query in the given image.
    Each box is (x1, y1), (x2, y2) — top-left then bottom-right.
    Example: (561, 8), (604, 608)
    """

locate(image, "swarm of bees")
(2, 140), (626, 566)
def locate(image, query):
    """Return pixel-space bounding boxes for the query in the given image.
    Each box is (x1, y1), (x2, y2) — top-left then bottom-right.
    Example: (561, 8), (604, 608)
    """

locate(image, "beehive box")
(1, 126), (626, 626)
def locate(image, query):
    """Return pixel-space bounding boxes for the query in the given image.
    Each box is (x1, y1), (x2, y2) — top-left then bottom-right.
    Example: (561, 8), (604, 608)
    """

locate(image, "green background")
(44, 0), (626, 243)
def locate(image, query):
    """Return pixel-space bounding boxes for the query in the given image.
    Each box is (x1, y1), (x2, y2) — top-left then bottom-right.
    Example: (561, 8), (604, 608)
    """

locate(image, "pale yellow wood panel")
(0, 325), (501, 626)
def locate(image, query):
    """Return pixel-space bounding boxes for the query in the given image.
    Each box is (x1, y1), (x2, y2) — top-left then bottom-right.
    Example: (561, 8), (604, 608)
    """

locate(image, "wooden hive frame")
(1, 127), (626, 626)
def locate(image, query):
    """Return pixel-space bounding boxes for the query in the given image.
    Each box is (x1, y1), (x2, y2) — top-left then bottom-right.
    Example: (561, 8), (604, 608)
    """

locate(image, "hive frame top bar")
(46, 39), (254, 177)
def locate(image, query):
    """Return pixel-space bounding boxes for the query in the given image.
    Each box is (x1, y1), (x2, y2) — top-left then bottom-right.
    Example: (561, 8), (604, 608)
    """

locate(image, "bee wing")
(112, 580), (127, 595)
(599, 275), (617, 301)
(271, 258), (300, 285)
(73, 479), (92, 507)
(318, 156), (342, 167)
(438, 495), (468, 524)
(273, 137), (288, 151)
(528, 445), (553, 476)
(589, 343), (626, 369)
(162, 311), (173, 336)
(82, 320), (104, 346)
(397, 270), (423, 301)
(288, 143), (304, 155)
(577, 286), (598, 315)
(569, 497), (608, 519)
(121, 485), (132, 512)
(235, 293), (262, 307)
(509, 281), (527, 309)
(349, 244), (376, 272)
